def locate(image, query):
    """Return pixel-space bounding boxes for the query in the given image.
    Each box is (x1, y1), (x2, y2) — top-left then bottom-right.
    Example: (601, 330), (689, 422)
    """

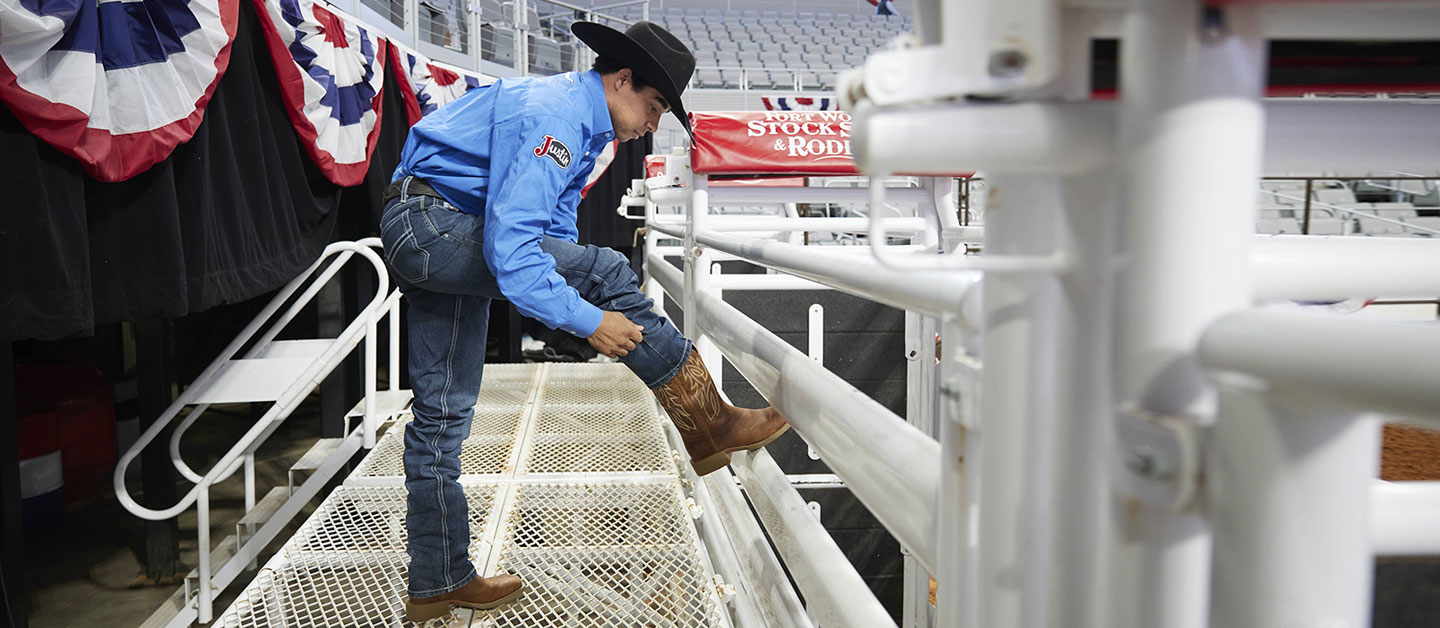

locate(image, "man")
(379, 21), (790, 622)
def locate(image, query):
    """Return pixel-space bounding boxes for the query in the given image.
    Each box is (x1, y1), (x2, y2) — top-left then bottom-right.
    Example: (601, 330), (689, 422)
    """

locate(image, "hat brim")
(572, 21), (692, 140)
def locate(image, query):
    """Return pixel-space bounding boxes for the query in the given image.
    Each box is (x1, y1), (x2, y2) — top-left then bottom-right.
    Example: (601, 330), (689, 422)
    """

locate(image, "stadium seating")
(633, 7), (912, 91)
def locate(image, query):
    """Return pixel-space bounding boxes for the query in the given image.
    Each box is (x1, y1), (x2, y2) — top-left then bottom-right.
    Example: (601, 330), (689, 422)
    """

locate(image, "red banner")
(645, 155), (666, 178)
(690, 111), (859, 176)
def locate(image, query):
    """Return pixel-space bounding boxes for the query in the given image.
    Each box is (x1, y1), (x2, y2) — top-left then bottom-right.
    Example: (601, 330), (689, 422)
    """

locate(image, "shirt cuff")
(564, 303), (605, 338)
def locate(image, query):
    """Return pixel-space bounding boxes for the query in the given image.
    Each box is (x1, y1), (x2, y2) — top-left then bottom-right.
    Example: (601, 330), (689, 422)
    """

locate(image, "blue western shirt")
(393, 70), (615, 337)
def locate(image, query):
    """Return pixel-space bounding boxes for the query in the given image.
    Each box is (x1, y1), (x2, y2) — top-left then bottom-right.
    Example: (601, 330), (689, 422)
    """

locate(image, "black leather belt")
(383, 178), (444, 204)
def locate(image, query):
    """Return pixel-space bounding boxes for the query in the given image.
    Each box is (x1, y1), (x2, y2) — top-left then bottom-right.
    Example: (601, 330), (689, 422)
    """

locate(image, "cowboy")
(379, 21), (791, 621)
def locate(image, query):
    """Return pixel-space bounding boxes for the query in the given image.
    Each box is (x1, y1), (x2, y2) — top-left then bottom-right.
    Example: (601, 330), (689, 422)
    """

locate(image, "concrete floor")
(21, 401), (327, 628)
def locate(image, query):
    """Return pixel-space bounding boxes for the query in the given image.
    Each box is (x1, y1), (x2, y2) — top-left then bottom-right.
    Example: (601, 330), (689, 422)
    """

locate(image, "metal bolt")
(1126, 447), (1171, 480)
(939, 379), (962, 399)
(988, 49), (1028, 78)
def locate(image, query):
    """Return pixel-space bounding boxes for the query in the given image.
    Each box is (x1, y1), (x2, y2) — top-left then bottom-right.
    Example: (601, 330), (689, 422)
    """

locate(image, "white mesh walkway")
(219, 363), (728, 628)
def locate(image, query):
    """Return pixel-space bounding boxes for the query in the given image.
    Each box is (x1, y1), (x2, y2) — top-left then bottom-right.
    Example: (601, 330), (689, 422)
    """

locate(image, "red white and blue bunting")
(391, 44), (492, 125)
(761, 96), (836, 111)
(250, 0), (388, 186)
(0, 0), (240, 181)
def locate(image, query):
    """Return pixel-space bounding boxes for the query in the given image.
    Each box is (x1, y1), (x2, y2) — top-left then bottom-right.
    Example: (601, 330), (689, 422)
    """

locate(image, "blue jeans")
(379, 177), (690, 597)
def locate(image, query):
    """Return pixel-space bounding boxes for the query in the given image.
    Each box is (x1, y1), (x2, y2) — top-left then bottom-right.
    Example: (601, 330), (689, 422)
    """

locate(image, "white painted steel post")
(243, 453), (256, 570)
(1047, 170), (1123, 628)
(807, 304), (824, 464)
(687, 178), (719, 370)
(197, 486), (213, 623)
(903, 311), (939, 628)
(966, 174), (1065, 628)
(1372, 482), (1440, 556)
(1114, 3), (1265, 627)
(364, 311), (377, 448)
(388, 297), (400, 389)
(1208, 376), (1379, 628)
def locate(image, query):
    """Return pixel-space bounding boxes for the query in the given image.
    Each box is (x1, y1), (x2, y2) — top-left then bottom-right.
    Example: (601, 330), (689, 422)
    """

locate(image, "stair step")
(183, 533), (240, 600)
(344, 388), (414, 419)
(237, 486), (292, 531)
(289, 437), (346, 490)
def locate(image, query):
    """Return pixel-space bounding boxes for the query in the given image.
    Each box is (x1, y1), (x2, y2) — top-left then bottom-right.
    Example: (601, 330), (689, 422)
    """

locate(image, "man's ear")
(614, 67), (632, 88)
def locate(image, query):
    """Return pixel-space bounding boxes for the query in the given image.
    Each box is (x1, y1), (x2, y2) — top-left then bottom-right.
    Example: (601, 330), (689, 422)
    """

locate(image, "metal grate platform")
(220, 362), (726, 628)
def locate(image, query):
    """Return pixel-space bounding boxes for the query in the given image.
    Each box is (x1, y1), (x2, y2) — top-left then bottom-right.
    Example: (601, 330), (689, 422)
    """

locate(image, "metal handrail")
(114, 241), (393, 519)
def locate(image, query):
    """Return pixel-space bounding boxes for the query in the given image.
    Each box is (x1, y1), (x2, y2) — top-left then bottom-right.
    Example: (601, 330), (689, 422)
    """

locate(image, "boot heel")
(692, 452), (731, 476)
(404, 600), (452, 623)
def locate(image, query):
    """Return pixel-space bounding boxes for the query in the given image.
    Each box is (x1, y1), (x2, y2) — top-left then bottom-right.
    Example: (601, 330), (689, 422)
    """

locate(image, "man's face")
(606, 69), (669, 142)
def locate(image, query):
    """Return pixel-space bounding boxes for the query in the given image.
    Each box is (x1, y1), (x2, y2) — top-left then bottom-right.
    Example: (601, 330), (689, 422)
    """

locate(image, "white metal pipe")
(364, 311), (377, 448)
(682, 186), (704, 342)
(730, 449), (897, 628)
(695, 231), (981, 320)
(701, 261), (721, 390)
(169, 404), (211, 483)
(1209, 377), (1378, 628)
(904, 311), (939, 628)
(1251, 235), (1440, 302)
(1035, 170), (1123, 628)
(853, 101), (1118, 175)
(1371, 481), (1440, 556)
(712, 274), (833, 291)
(115, 242), (391, 520)
(197, 487), (212, 624)
(243, 454), (255, 515)
(650, 220), (684, 240)
(648, 216), (933, 234)
(1198, 309), (1440, 424)
(648, 251), (683, 304)
(1115, 4), (1266, 628)
(647, 184), (933, 206)
(700, 469), (814, 628)
(683, 466), (781, 628)
(967, 174), (1067, 628)
(807, 304), (823, 366)
(696, 290), (941, 575)
(388, 296), (400, 391)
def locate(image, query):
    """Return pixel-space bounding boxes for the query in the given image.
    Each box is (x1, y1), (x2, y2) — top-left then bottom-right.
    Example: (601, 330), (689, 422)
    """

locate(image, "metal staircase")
(217, 362), (731, 628)
(118, 239), (406, 627)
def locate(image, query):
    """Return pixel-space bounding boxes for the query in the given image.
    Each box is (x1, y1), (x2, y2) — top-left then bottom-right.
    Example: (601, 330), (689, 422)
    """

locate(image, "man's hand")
(587, 311), (644, 358)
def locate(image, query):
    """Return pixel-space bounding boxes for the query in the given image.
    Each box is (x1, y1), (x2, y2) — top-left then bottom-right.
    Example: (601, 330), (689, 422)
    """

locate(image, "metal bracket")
(1114, 405), (1204, 513)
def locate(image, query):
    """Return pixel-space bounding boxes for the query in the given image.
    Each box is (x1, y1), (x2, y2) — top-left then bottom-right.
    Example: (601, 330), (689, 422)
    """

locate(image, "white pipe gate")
(625, 2), (1440, 627)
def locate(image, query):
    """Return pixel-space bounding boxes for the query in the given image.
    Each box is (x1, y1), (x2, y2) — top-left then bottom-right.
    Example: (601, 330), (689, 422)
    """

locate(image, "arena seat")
(1256, 217), (1304, 235)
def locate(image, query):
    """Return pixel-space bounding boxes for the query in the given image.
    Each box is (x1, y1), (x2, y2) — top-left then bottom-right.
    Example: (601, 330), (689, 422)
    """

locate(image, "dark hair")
(592, 55), (653, 92)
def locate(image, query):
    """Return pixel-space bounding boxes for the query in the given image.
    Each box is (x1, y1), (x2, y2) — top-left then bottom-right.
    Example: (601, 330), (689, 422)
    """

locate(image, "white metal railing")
(622, 3), (1440, 628)
(114, 238), (401, 624)
(622, 157), (976, 627)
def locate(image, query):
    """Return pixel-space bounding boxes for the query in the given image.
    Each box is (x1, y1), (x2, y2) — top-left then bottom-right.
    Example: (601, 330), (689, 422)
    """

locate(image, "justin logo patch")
(533, 135), (572, 169)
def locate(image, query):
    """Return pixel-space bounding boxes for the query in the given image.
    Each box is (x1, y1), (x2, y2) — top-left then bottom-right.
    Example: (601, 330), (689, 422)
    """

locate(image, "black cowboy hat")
(572, 20), (695, 139)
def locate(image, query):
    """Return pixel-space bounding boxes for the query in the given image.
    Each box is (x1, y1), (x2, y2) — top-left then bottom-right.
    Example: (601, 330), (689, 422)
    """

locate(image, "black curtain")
(576, 135), (652, 251)
(0, 1), (408, 342)
(0, 0), (646, 343)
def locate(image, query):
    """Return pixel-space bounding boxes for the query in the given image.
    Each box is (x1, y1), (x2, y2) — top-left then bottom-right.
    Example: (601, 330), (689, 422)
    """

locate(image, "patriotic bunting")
(0, 0), (240, 181)
(761, 96), (837, 111)
(391, 42), (493, 125)
(250, 0), (386, 186)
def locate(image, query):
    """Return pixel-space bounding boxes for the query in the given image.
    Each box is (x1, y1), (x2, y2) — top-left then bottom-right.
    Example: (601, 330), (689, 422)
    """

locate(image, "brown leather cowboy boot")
(653, 348), (790, 475)
(404, 574), (524, 622)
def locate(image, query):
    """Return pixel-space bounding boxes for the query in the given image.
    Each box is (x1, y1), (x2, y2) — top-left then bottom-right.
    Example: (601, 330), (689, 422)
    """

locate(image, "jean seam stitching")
(432, 295), (463, 588)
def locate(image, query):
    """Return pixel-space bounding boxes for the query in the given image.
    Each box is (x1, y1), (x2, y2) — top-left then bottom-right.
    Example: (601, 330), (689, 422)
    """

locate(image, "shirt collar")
(578, 70), (614, 140)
